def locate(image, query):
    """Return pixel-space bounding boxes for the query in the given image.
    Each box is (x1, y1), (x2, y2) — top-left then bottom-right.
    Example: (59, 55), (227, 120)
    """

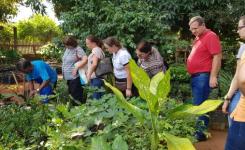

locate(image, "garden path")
(195, 130), (227, 150)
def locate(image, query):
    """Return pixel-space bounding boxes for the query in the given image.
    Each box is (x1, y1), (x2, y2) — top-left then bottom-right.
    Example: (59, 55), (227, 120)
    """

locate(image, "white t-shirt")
(237, 43), (245, 59)
(87, 47), (105, 79)
(112, 48), (131, 79)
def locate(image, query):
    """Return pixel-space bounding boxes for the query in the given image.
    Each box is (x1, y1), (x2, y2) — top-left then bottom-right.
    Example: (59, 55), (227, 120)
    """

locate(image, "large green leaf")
(167, 100), (223, 119)
(149, 72), (164, 111)
(157, 70), (171, 105)
(112, 135), (128, 150)
(161, 132), (195, 150)
(129, 59), (158, 112)
(90, 136), (111, 150)
(129, 59), (150, 101)
(104, 81), (146, 123)
(150, 72), (165, 95)
(149, 70), (171, 108)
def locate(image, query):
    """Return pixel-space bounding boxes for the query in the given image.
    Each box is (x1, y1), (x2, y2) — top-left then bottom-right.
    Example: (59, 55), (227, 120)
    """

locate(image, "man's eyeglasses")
(238, 25), (245, 30)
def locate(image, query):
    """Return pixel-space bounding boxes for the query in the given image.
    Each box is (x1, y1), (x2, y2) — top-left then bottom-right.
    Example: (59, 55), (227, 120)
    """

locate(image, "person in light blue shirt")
(16, 59), (57, 103)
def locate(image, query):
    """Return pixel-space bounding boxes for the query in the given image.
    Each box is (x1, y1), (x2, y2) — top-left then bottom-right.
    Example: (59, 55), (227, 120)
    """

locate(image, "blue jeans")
(228, 91), (241, 127)
(191, 73), (211, 138)
(90, 78), (104, 100)
(225, 120), (245, 150)
(35, 77), (55, 103)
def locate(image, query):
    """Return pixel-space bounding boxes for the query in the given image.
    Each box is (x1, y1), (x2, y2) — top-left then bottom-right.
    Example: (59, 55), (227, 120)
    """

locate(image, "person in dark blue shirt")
(16, 59), (57, 103)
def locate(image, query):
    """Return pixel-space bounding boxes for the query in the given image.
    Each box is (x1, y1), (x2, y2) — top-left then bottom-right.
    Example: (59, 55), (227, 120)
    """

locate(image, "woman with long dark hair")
(86, 35), (105, 99)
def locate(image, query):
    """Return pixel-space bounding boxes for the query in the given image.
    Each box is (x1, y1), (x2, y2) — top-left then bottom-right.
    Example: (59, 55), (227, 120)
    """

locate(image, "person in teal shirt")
(16, 59), (57, 103)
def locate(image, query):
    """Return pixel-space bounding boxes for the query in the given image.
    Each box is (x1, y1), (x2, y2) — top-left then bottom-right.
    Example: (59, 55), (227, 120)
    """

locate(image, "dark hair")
(103, 36), (122, 48)
(63, 35), (78, 47)
(86, 35), (104, 48)
(16, 58), (32, 71)
(137, 41), (152, 53)
(189, 16), (205, 26)
(239, 16), (245, 25)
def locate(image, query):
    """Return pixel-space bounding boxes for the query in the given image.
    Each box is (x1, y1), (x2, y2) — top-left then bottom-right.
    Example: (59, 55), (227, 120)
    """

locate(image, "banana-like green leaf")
(129, 59), (150, 101)
(150, 72), (165, 95)
(167, 100), (223, 119)
(149, 70), (171, 107)
(129, 59), (159, 112)
(157, 70), (171, 105)
(90, 136), (111, 150)
(112, 135), (128, 150)
(150, 72), (164, 111)
(104, 81), (145, 123)
(161, 132), (195, 150)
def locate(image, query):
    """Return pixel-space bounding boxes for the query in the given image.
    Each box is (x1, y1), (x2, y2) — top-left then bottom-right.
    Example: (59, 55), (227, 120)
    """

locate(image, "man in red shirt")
(187, 16), (222, 141)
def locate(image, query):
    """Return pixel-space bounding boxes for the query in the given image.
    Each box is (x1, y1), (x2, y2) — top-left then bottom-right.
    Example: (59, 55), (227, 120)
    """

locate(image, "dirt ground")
(0, 83), (25, 105)
(195, 130), (227, 150)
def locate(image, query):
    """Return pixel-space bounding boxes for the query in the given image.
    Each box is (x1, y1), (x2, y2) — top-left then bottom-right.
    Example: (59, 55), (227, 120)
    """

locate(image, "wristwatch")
(224, 96), (231, 102)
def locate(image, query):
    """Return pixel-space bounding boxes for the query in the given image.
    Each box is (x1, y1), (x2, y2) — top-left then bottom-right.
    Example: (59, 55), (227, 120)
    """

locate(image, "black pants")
(67, 77), (85, 103)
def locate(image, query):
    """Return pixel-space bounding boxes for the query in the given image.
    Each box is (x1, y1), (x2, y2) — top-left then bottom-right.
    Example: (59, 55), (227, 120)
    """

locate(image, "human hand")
(86, 74), (91, 83)
(222, 100), (229, 114)
(209, 76), (218, 88)
(30, 90), (37, 97)
(126, 89), (132, 97)
(72, 68), (78, 77)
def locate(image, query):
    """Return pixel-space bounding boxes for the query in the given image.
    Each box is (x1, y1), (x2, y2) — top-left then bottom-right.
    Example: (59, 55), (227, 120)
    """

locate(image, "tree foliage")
(0, 22), (13, 42)
(55, 0), (171, 53)
(16, 14), (62, 43)
(48, 0), (245, 61)
(51, 0), (245, 41)
(0, 0), (46, 22)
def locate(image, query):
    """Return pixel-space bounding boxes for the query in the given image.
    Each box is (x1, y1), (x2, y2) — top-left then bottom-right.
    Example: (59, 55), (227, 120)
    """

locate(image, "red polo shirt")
(187, 29), (221, 75)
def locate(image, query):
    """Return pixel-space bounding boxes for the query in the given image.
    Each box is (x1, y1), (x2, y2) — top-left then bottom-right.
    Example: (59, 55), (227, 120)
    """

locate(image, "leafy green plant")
(0, 49), (21, 59)
(104, 59), (223, 150)
(38, 42), (63, 62)
(16, 14), (62, 43)
(169, 64), (191, 101)
(0, 104), (50, 149)
(219, 70), (233, 96)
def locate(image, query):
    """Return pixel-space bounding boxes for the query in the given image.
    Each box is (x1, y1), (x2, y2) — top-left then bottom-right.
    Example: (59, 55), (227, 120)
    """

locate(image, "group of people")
(16, 14), (245, 149)
(16, 35), (165, 103)
(187, 15), (245, 149)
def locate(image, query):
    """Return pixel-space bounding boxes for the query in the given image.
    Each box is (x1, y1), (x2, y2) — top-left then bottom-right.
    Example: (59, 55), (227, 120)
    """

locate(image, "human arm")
(237, 61), (245, 96)
(209, 52), (222, 88)
(72, 56), (88, 76)
(86, 55), (99, 82)
(124, 64), (132, 97)
(222, 59), (241, 113)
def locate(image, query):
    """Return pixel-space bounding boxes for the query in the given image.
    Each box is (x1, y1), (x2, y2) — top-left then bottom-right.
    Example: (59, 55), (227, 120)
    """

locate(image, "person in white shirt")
(103, 37), (133, 97)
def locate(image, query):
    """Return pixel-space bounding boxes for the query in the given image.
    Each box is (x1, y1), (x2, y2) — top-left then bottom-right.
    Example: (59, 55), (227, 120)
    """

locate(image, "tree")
(147, 0), (245, 40)
(0, 0), (46, 22)
(53, 0), (171, 54)
(51, 0), (245, 41)
(16, 14), (62, 43)
(0, 22), (13, 43)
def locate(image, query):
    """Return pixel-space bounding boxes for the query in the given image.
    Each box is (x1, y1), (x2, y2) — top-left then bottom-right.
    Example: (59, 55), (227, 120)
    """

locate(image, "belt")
(115, 77), (127, 82)
(191, 72), (210, 78)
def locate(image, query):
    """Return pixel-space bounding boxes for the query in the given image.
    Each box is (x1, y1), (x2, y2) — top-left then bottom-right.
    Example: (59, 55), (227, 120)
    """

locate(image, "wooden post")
(33, 45), (36, 54)
(13, 27), (17, 50)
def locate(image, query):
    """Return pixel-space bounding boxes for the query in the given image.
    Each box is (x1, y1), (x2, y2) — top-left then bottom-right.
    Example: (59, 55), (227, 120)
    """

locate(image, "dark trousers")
(67, 77), (85, 103)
